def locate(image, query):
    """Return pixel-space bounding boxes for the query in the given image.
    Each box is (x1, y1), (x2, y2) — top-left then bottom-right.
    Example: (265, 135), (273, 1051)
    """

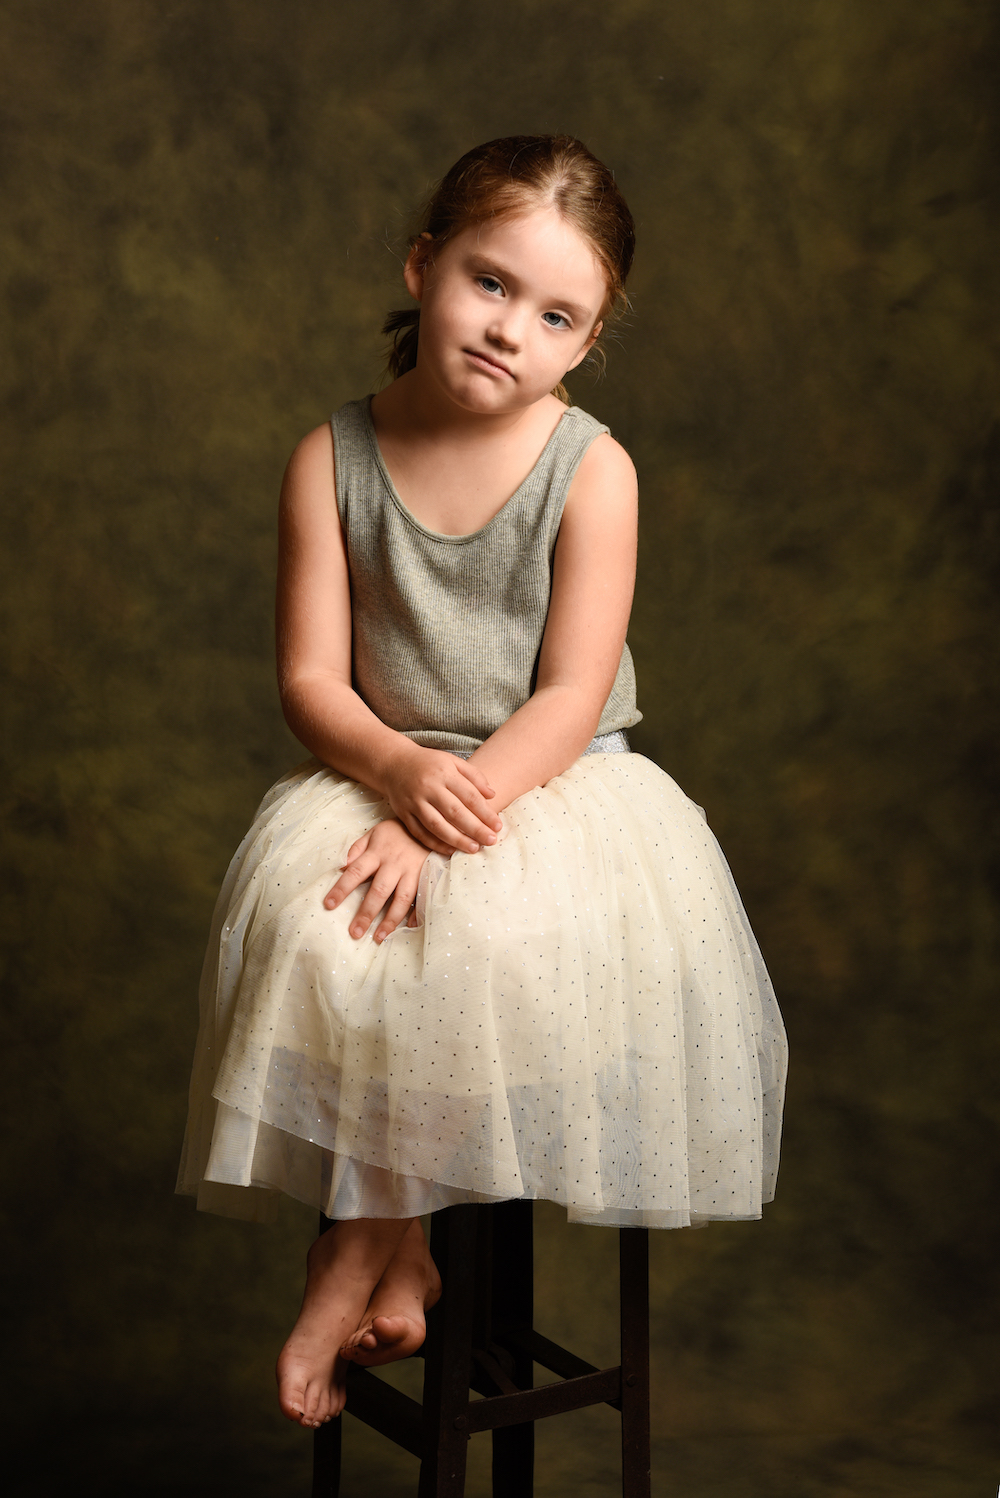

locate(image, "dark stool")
(312, 1200), (651, 1497)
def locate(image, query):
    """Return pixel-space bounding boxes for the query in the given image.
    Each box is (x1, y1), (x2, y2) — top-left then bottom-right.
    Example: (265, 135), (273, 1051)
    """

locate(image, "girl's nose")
(487, 307), (526, 350)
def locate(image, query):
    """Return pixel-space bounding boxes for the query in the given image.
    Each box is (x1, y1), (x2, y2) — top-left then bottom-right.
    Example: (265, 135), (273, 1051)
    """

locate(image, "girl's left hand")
(323, 819), (431, 943)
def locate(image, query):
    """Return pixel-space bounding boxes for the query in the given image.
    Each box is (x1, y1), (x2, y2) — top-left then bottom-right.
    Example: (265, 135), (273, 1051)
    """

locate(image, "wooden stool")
(312, 1200), (651, 1497)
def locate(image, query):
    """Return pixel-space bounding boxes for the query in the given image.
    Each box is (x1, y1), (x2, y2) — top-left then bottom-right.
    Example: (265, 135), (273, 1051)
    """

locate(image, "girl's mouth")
(465, 350), (513, 378)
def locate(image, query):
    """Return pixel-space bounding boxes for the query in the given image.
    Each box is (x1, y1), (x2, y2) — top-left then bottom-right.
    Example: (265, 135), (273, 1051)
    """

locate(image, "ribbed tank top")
(331, 397), (642, 754)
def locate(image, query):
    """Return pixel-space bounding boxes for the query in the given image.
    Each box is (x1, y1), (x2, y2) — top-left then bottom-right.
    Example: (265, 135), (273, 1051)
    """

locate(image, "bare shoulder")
(565, 431), (638, 515)
(284, 421), (335, 487)
(279, 422), (338, 525)
(577, 431), (636, 483)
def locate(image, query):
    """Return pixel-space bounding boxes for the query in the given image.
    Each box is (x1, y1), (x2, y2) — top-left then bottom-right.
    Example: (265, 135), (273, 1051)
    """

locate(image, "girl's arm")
(467, 432), (639, 807)
(305, 425), (635, 945)
(277, 424), (502, 856)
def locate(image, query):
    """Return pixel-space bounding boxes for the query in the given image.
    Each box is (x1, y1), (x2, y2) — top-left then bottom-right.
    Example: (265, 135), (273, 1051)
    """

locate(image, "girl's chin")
(461, 369), (559, 407)
(437, 376), (526, 412)
(419, 359), (546, 413)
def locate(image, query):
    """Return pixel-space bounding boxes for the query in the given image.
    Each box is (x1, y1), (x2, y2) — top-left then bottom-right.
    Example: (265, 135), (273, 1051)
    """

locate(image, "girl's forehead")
(447, 208), (609, 299)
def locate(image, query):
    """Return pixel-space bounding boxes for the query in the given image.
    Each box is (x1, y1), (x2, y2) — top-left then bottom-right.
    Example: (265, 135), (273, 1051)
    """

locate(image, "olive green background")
(2, 2), (998, 1494)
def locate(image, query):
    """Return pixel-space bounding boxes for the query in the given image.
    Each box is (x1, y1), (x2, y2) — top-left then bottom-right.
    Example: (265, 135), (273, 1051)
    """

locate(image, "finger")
(454, 761), (496, 800)
(324, 851), (377, 908)
(399, 811), (459, 858)
(433, 792), (501, 843)
(441, 766), (502, 830)
(418, 803), (488, 855)
(405, 794), (487, 852)
(342, 831), (372, 866)
(325, 834), (374, 905)
(350, 873), (399, 939)
(374, 883), (419, 944)
(451, 780), (503, 831)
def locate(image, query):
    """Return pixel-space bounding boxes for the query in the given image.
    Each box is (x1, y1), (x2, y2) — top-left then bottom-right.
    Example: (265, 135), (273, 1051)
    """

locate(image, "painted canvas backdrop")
(2, 2), (997, 1493)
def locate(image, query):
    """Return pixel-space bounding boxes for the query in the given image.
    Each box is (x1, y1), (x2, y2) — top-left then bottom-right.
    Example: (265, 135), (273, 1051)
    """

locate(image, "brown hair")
(382, 134), (635, 402)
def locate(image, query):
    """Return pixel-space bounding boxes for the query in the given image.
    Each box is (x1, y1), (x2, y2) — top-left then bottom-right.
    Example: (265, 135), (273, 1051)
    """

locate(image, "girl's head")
(384, 135), (635, 399)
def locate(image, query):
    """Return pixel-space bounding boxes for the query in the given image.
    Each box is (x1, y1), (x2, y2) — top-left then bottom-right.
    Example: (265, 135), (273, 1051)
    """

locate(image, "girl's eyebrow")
(464, 251), (591, 320)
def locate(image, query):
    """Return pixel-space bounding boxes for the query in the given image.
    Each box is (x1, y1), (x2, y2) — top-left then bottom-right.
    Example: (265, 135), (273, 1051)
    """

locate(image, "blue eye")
(478, 276), (503, 295)
(542, 311), (569, 329)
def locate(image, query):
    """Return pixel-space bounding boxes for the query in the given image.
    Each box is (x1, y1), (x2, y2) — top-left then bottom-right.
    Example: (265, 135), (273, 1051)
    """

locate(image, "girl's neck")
(368, 376), (570, 537)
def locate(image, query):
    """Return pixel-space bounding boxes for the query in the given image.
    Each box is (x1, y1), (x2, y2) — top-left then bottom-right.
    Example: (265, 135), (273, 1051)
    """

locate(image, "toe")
(299, 1386), (322, 1427)
(346, 1315), (425, 1366)
(277, 1376), (308, 1425)
(340, 1321), (373, 1359)
(371, 1314), (415, 1347)
(280, 1394), (311, 1427)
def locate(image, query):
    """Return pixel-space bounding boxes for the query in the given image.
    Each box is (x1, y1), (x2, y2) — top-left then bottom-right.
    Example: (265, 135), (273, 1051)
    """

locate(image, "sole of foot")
(340, 1221), (442, 1368)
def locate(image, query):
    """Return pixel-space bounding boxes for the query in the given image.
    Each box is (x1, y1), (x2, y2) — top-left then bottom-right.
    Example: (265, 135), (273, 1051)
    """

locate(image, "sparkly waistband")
(449, 730), (630, 762)
(583, 730), (631, 756)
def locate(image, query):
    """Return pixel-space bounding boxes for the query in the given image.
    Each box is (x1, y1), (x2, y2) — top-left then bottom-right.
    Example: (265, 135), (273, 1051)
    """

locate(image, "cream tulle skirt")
(176, 753), (787, 1228)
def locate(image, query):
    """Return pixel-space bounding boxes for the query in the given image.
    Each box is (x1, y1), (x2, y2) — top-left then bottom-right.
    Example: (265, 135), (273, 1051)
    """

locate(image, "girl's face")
(403, 206), (608, 415)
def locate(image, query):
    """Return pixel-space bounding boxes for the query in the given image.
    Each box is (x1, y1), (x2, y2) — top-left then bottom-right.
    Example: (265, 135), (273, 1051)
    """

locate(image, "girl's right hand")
(382, 744), (502, 855)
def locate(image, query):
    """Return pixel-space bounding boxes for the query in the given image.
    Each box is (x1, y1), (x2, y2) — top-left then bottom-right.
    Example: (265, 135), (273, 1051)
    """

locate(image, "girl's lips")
(465, 349), (512, 377)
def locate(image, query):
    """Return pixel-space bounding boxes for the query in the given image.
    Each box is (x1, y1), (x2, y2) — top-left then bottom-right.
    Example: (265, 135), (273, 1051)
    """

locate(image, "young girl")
(177, 134), (787, 1431)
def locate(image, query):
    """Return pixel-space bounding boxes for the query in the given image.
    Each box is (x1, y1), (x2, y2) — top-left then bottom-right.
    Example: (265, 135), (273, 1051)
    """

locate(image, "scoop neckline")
(360, 395), (576, 544)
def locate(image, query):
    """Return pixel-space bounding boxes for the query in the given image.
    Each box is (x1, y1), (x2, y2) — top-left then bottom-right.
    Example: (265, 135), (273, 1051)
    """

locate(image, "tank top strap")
(530, 404), (611, 534)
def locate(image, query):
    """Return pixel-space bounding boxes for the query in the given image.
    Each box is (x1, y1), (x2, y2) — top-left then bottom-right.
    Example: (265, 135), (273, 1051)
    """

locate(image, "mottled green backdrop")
(2, 2), (998, 1494)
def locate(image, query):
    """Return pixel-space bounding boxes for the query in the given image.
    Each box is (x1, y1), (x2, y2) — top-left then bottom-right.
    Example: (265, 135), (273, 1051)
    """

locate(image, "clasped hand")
(324, 748), (502, 944)
(380, 743), (502, 856)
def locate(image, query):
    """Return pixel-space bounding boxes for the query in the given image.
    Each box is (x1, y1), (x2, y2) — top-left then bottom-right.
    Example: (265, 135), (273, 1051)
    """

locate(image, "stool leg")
(418, 1206), (479, 1497)
(311, 1213), (342, 1498)
(619, 1228), (651, 1498)
(490, 1200), (534, 1497)
(312, 1416), (342, 1498)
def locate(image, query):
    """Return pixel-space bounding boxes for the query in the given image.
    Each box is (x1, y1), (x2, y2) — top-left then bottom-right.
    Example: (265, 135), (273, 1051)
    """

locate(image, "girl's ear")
(403, 233), (434, 303)
(567, 320), (603, 372)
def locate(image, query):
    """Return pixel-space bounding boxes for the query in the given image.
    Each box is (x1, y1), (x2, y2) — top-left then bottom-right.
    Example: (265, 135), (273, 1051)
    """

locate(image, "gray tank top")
(331, 397), (642, 755)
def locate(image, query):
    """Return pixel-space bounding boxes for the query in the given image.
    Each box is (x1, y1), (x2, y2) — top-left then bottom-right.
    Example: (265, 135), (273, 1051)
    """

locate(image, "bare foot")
(340, 1219), (442, 1367)
(276, 1217), (414, 1429)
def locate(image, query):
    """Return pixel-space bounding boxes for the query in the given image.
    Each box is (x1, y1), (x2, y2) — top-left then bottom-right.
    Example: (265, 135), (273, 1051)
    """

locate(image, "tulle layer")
(177, 754), (786, 1227)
